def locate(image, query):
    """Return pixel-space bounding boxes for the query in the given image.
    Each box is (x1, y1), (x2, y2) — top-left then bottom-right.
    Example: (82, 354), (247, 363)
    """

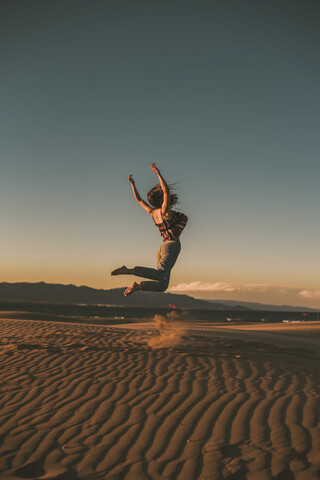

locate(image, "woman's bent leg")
(134, 265), (165, 281)
(139, 274), (170, 292)
(135, 241), (181, 292)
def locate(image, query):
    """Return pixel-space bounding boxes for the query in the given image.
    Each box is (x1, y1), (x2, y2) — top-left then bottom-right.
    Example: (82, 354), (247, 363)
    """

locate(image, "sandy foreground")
(0, 312), (319, 480)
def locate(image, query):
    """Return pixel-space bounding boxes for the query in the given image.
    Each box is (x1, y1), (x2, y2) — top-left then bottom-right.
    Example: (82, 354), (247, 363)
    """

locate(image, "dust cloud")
(147, 310), (191, 349)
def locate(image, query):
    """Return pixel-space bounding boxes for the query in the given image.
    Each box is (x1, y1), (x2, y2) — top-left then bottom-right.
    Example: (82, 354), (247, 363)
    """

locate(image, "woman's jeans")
(134, 239), (181, 292)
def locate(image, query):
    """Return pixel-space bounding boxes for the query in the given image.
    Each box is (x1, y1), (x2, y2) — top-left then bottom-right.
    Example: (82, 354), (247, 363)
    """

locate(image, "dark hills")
(0, 282), (233, 310)
(0, 282), (315, 312)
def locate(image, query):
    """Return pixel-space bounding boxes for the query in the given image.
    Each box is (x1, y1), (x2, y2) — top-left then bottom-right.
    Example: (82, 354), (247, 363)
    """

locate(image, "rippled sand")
(0, 313), (319, 480)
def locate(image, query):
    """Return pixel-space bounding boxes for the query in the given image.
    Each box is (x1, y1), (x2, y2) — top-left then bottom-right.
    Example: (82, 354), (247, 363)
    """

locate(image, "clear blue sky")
(1, 0), (320, 307)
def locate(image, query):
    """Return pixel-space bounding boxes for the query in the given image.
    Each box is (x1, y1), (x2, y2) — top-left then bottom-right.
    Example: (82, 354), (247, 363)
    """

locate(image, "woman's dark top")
(152, 209), (188, 242)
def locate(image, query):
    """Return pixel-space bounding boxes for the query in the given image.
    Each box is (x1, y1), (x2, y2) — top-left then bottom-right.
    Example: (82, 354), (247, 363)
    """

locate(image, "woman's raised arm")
(128, 175), (153, 215)
(150, 163), (170, 214)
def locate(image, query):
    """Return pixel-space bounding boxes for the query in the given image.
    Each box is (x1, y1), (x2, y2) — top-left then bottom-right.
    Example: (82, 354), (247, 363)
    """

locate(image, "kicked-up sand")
(0, 312), (319, 480)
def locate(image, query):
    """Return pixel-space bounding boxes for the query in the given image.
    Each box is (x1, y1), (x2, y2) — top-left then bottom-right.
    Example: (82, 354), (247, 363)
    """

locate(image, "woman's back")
(152, 208), (188, 241)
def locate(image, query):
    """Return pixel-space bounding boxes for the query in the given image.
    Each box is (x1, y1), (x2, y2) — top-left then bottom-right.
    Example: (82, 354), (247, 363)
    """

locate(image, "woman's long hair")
(147, 183), (179, 209)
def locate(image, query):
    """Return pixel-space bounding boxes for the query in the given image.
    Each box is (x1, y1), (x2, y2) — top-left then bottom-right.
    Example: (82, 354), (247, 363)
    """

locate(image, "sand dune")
(0, 313), (319, 479)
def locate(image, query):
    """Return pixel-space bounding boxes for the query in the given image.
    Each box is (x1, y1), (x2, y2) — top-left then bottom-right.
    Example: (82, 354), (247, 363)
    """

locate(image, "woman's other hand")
(128, 175), (135, 184)
(150, 163), (160, 175)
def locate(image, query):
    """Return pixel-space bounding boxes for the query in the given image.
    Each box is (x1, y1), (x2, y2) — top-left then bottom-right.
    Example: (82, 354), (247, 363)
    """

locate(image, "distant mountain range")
(207, 299), (317, 312)
(0, 282), (316, 311)
(0, 282), (228, 310)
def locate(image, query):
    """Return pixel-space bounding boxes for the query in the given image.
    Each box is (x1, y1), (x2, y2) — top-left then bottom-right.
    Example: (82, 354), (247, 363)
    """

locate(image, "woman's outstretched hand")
(150, 163), (160, 175)
(128, 175), (135, 184)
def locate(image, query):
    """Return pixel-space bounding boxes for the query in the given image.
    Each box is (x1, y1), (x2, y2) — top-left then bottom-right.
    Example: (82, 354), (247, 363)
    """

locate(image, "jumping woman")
(111, 163), (188, 296)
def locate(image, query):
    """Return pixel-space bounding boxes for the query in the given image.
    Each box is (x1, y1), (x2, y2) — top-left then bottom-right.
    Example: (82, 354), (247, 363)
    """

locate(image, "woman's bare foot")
(111, 265), (130, 276)
(124, 282), (142, 296)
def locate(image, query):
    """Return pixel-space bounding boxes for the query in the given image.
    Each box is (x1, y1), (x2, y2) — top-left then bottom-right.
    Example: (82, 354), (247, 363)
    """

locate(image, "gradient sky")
(2, 0), (320, 307)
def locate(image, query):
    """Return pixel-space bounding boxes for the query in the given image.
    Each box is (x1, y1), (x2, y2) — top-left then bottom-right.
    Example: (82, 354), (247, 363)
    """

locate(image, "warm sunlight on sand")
(0, 313), (319, 479)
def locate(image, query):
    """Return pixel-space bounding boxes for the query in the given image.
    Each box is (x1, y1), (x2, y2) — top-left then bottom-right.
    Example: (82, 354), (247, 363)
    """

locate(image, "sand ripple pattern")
(0, 317), (319, 480)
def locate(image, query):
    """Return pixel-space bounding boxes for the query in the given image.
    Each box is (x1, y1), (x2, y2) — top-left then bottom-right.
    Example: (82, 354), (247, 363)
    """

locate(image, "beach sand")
(0, 312), (319, 480)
